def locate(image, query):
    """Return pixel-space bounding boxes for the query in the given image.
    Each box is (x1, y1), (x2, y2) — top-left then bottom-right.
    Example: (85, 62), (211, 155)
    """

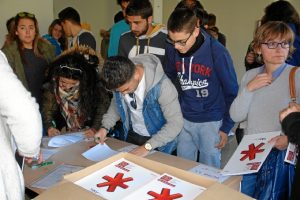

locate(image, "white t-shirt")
(124, 73), (150, 136)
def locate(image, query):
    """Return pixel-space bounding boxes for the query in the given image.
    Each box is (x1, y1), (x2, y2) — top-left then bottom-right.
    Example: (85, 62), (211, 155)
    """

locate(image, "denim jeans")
(177, 119), (222, 168)
(241, 173), (257, 198)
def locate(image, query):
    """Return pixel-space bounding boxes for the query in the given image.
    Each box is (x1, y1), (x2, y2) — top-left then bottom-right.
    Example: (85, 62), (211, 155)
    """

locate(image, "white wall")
(163, 0), (300, 81)
(0, 0), (53, 46)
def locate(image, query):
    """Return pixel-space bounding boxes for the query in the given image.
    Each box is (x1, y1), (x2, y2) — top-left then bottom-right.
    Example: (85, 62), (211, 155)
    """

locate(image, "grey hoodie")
(102, 54), (183, 149)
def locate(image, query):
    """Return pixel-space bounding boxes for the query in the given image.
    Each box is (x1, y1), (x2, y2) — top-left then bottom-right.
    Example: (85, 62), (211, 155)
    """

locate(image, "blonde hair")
(252, 21), (295, 55)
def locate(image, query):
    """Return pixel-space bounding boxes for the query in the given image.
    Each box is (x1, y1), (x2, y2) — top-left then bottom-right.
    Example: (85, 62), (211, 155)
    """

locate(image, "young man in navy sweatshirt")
(164, 8), (238, 168)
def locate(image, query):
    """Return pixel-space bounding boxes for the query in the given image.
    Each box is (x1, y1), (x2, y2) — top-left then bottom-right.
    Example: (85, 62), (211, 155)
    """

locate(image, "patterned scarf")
(54, 81), (84, 131)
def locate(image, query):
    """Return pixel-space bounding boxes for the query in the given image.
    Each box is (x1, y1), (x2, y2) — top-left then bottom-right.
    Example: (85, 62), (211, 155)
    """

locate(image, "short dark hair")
(102, 56), (136, 90)
(168, 8), (198, 33)
(58, 7), (81, 25)
(117, 0), (130, 6)
(126, 0), (153, 19)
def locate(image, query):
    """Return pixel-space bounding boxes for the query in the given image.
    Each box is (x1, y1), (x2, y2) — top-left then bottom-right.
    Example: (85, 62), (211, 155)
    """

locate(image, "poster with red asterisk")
(123, 173), (206, 200)
(222, 131), (280, 175)
(75, 158), (159, 199)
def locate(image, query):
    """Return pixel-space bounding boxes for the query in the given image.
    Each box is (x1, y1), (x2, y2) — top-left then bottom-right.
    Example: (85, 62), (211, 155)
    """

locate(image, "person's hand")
(24, 149), (43, 165)
(280, 103), (300, 122)
(84, 128), (96, 138)
(246, 51), (256, 64)
(269, 135), (288, 150)
(48, 127), (60, 137)
(247, 73), (272, 92)
(129, 146), (149, 157)
(215, 131), (228, 149)
(94, 128), (108, 144)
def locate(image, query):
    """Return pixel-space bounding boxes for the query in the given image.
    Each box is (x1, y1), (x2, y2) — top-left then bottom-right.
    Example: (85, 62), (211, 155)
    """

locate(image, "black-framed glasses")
(261, 41), (290, 49)
(128, 93), (137, 109)
(17, 12), (35, 19)
(166, 32), (193, 46)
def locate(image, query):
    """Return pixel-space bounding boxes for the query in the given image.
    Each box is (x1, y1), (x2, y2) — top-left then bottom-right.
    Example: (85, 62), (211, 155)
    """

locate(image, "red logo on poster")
(148, 188), (183, 200)
(240, 143), (265, 161)
(96, 172), (133, 192)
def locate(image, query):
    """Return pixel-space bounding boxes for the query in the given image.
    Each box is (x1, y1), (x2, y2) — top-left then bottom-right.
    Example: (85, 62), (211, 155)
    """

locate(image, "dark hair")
(6, 17), (15, 33)
(126, 0), (153, 19)
(117, 0), (130, 6)
(102, 56), (136, 90)
(58, 7), (81, 25)
(261, 0), (300, 35)
(175, 0), (207, 28)
(49, 47), (100, 116)
(168, 8), (198, 33)
(207, 13), (216, 27)
(175, 0), (204, 10)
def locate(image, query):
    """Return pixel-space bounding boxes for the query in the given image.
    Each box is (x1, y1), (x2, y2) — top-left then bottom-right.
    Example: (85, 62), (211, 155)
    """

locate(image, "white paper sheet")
(75, 158), (159, 200)
(82, 143), (118, 162)
(31, 164), (84, 189)
(189, 164), (230, 183)
(117, 144), (157, 155)
(222, 131), (280, 175)
(123, 173), (206, 200)
(48, 132), (85, 147)
(41, 148), (59, 161)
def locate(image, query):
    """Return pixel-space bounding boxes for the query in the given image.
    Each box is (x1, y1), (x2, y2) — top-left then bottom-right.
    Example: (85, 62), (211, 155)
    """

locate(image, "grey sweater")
(230, 65), (300, 135)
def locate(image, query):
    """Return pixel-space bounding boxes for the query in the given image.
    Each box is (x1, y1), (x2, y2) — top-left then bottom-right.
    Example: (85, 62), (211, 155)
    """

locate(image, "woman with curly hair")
(43, 46), (110, 138)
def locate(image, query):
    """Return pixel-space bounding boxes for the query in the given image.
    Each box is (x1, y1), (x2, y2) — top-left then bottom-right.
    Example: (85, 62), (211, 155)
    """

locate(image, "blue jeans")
(177, 119), (222, 168)
(241, 173), (257, 197)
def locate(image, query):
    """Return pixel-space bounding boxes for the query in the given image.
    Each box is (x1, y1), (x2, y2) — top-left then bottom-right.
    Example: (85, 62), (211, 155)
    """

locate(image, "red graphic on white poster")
(222, 131), (280, 175)
(147, 188), (183, 200)
(240, 142), (265, 161)
(97, 172), (133, 192)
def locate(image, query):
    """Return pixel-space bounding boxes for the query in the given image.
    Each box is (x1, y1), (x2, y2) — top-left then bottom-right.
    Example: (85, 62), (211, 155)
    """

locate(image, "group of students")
(1, 0), (300, 199)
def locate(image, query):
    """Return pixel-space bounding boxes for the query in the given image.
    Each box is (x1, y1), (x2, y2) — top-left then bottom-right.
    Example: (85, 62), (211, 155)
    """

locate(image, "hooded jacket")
(102, 54), (183, 152)
(165, 30), (238, 134)
(118, 24), (167, 64)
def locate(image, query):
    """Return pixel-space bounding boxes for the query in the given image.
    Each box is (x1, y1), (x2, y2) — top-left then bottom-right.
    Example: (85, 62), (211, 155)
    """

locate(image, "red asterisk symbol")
(96, 172), (133, 192)
(148, 188), (183, 200)
(240, 142), (265, 161)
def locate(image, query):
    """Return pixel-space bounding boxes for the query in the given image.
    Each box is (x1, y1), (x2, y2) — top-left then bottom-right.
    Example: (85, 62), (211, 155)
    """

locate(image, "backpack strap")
(289, 66), (299, 102)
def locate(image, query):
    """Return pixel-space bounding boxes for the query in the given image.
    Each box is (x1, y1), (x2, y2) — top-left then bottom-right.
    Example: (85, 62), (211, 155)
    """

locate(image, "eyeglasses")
(128, 93), (137, 109)
(261, 41), (290, 49)
(17, 12), (35, 19)
(166, 32), (193, 46)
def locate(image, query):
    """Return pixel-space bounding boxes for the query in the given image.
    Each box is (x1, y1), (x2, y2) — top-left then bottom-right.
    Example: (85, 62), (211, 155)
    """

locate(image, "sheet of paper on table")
(123, 173), (206, 200)
(41, 148), (59, 161)
(82, 143), (118, 162)
(222, 131), (280, 175)
(31, 164), (84, 189)
(189, 164), (230, 183)
(75, 158), (159, 200)
(48, 132), (85, 147)
(117, 144), (157, 155)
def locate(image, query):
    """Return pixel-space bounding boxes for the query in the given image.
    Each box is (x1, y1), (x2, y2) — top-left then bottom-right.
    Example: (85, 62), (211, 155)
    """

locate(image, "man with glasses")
(95, 54), (183, 157)
(118, 0), (167, 64)
(164, 8), (238, 168)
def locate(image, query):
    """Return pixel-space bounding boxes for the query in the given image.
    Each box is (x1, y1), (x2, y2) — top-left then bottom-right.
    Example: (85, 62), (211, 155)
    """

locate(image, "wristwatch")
(144, 143), (153, 151)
